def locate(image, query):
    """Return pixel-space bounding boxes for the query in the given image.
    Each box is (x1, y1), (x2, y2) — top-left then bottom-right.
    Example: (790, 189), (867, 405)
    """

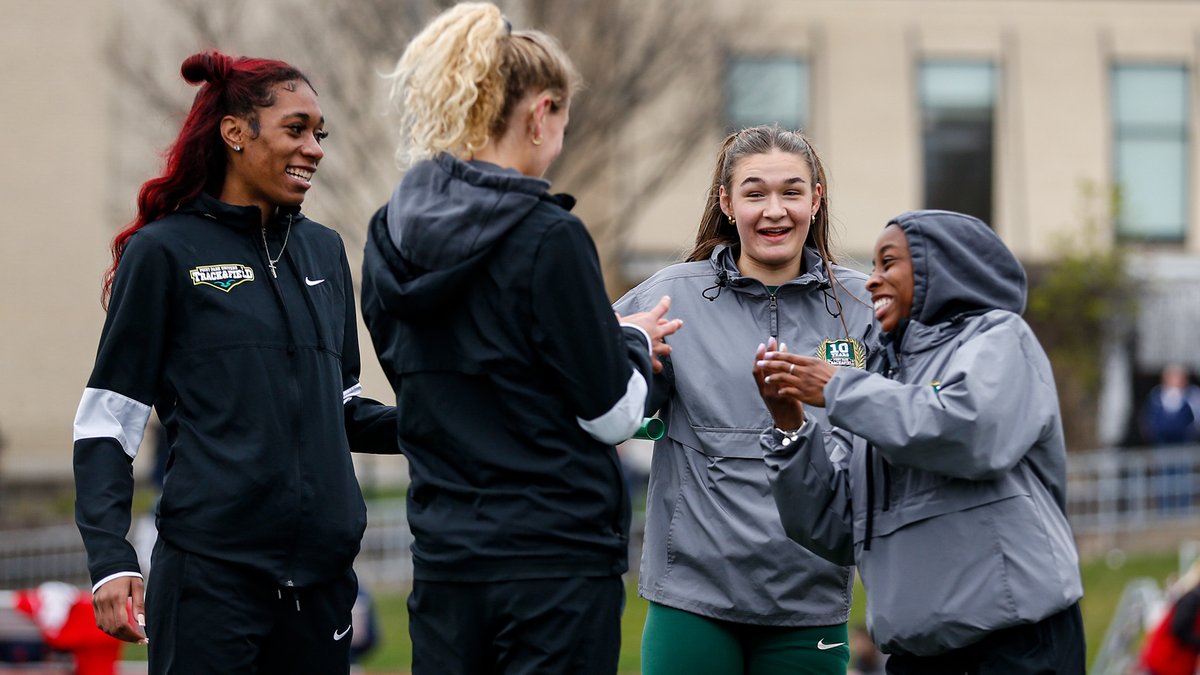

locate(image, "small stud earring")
(233, 144), (242, 152)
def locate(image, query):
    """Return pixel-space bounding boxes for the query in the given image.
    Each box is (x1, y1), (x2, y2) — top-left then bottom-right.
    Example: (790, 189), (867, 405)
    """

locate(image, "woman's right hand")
(617, 295), (684, 373)
(753, 338), (806, 430)
(92, 575), (148, 644)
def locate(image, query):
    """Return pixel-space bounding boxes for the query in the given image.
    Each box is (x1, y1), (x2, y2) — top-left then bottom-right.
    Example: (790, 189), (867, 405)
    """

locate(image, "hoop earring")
(531, 134), (544, 147)
(728, 214), (736, 225)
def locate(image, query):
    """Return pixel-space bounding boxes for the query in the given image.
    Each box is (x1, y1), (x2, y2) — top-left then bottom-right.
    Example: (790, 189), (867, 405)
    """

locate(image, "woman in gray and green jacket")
(614, 125), (874, 675)
(755, 210), (1085, 674)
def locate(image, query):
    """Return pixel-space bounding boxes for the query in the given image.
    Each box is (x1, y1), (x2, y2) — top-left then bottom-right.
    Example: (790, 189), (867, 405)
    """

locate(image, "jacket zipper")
(259, 214), (304, 586)
(769, 291), (779, 338)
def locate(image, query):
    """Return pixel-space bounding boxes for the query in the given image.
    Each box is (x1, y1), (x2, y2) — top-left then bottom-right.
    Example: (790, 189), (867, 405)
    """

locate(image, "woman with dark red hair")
(72, 50), (396, 674)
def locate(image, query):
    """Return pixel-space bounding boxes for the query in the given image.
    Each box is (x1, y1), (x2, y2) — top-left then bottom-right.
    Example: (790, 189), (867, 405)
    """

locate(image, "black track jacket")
(361, 155), (653, 582)
(74, 192), (396, 591)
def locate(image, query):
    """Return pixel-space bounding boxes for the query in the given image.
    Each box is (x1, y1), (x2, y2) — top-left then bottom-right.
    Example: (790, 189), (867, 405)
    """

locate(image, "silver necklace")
(261, 218), (292, 278)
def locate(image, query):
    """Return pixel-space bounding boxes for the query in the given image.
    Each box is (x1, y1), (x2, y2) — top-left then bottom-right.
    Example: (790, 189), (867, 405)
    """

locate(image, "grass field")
(355, 549), (1180, 674)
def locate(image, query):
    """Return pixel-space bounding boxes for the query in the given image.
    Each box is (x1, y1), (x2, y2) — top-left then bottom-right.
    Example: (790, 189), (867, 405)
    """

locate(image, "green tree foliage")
(1025, 183), (1135, 450)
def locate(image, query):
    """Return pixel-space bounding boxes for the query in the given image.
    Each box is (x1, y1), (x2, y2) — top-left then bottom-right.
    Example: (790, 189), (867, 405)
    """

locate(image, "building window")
(919, 61), (997, 224)
(1112, 65), (1189, 241)
(725, 56), (809, 132)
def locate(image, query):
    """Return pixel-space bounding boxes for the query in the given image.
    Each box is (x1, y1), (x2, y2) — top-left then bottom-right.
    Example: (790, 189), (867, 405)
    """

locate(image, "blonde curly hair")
(386, 2), (580, 166)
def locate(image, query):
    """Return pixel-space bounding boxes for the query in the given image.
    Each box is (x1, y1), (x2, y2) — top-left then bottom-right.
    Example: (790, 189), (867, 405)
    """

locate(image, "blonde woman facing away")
(360, 4), (682, 674)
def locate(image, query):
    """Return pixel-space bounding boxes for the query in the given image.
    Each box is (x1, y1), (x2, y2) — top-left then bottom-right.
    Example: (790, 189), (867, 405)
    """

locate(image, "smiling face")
(720, 149), (822, 285)
(866, 224), (915, 333)
(220, 81), (326, 222)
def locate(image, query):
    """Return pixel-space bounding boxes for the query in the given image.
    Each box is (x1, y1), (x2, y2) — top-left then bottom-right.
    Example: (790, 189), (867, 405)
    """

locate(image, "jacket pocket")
(854, 473), (1028, 543)
(666, 404), (766, 458)
(860, 498), (1021, 655)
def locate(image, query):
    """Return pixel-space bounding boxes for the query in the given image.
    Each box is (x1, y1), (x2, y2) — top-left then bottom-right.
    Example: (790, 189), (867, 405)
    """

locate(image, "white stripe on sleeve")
(576, 370), (648, 445)
(343, 383), (363, 404)
(73, 387), (152, 460)
(92, 571), (144, 595)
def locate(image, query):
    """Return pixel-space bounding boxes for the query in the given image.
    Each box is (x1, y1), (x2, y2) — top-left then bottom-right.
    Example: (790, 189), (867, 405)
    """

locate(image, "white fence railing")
(3, 445), (1200, 590)
(1066, 444), (1200, 535)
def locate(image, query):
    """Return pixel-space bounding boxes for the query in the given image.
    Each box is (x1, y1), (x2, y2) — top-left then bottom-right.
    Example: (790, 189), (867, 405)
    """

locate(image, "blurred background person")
(1140, 364), (1200, 512)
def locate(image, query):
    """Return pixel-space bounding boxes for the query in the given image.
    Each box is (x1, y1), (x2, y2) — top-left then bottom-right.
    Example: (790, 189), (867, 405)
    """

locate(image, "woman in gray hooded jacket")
(754, 210), (1085, 674)
(615, 125), (875, 674)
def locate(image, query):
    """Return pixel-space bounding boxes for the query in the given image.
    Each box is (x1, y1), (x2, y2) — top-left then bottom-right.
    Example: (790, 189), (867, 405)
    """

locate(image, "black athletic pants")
(408, 575), (624, 675)
(145, 537), (358, 675)
(885, 602), (1086, 675)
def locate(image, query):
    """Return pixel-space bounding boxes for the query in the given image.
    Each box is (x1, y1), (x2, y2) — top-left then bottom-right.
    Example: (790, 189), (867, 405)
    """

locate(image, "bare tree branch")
(109, 0), (720, 284)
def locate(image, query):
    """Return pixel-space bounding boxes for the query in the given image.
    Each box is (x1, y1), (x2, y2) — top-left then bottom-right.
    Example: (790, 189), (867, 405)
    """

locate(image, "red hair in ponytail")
(102, 50), (312, 307)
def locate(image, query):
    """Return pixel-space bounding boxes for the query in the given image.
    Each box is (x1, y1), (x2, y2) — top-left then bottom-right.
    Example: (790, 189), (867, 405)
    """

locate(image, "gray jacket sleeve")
(824, 321), (1056, 481)
(761, 422), (856, 566)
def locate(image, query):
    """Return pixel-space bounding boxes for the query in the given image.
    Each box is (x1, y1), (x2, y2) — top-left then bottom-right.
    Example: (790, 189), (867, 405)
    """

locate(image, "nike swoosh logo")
(817, 638), (845, 650)
(333, 624), (351, 641)
(305, 277), (325, 286)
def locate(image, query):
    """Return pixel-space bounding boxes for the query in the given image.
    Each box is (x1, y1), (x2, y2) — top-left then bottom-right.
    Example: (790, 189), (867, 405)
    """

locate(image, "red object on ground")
(1139, 587), (1200, 675)
(11, 583), (122, 675)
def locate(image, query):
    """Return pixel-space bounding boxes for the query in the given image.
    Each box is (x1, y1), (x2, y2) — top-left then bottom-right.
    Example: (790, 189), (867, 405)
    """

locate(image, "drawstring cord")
(863, 336), (902, 552)
(277, 587), (301, 612)
(702, 269), (729, 301)
(864, 443), (875, 551)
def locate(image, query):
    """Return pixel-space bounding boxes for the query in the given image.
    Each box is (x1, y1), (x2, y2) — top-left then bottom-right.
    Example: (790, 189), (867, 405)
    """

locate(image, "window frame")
(723, 54), (810, 133)
(1111, 63), (1190, 243)
(917, 59), (999, 226)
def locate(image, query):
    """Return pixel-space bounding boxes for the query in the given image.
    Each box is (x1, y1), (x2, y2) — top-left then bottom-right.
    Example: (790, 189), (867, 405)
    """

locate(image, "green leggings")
(641, 602), (849, 675)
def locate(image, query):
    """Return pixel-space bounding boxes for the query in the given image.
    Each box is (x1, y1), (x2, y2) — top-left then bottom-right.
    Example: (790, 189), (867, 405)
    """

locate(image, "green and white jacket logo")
(189, 264), (256, 292)
(817, 338), (866, 368)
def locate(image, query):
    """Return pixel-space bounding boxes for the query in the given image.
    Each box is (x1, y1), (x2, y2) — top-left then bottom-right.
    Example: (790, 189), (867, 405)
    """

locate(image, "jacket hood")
(890, 210), (1027, 326)
(386, 153), (549, 270)
(365, 153), (567, 319)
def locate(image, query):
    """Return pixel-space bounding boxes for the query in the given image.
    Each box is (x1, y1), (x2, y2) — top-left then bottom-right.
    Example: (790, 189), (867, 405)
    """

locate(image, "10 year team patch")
(817, 338), (866, 368)
(189, 264), (256, 292)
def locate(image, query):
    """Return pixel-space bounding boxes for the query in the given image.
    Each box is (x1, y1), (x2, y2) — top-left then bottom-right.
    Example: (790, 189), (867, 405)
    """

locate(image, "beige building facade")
(3, 0), (1200, 480)
(623, 0), (1200, 269)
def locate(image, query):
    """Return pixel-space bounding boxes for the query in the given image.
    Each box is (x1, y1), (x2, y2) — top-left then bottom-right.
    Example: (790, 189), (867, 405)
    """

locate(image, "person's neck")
(218, 186), (275, 227)
(736, 254), (803, 287)
(472, 135), (537, 177)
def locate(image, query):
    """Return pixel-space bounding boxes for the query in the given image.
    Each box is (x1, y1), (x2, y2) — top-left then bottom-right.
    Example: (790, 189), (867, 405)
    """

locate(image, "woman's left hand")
(755, 340), (838, 407)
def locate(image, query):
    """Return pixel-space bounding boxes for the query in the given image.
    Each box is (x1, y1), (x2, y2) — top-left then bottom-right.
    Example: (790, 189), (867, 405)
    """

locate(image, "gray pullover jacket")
(615, 245), (874, 625)
(763, 210), (1082, 654)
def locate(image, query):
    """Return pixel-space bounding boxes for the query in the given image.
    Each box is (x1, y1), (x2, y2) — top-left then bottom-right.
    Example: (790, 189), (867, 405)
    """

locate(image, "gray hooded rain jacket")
(762, 210), (1083, 655)
(616, 244), (874, 625)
